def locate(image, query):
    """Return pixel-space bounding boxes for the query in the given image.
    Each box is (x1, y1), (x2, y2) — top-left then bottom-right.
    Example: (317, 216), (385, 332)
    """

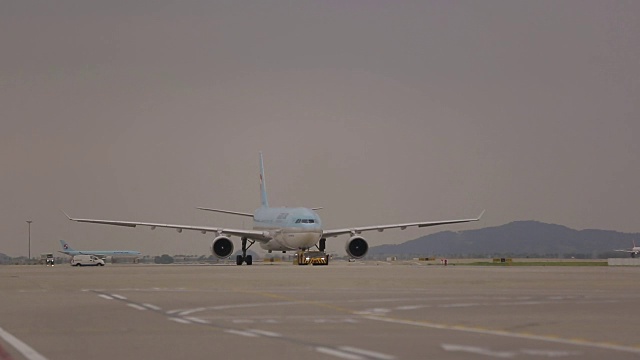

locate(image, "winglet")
(259, 152), (269, 208)
(60, 210), (73, 220)
(476, 209), (486, 220)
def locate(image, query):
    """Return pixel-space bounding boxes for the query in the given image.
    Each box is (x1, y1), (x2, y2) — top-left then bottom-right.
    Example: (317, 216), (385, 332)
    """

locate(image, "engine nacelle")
(211, 236), (234, 259)
(345, 236), (368, 259)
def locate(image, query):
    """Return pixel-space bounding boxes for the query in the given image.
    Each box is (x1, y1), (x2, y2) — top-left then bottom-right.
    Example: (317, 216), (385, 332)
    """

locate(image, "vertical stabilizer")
(60, 240), (73, 251)
(259, 152), (269, 208)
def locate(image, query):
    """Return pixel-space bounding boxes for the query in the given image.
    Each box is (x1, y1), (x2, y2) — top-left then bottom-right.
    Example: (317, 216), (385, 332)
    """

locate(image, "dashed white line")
(224, 329), (259, 337)
(439, 303), (480, 308)
(366, 316), (640, 355)
(248, 329), (281, 337)
(441, 344), (515, 358)
(127, 304), (147, 311)
(316, 347), (363, 360)
(184, 317), (210, 324)
(338, 346), (396, 360)
(0, 326), (48, 360)
(168, 318), (192, 324)
(110, 294), (127, 300)
(521, 349), (581, 357)
(143, 303), (161, 311)
(98, 294), (114, 300)
(178, 307), (206, 316)
(355, 308), (391, 316)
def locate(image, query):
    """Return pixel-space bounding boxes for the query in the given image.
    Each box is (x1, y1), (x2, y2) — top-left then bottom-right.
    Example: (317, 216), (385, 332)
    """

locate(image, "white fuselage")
(253, 207), (323, 251)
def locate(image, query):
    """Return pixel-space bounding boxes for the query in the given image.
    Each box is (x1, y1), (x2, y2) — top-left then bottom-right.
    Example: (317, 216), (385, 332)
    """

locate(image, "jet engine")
(211, 236), (234, 258)
(345, 236), (368, 259)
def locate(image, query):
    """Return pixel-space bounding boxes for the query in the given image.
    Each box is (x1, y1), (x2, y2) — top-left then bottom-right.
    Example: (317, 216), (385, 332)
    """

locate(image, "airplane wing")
(61, 211), (272, 242)
(322, 210), (485, 238)
(614, 249), (633, 253)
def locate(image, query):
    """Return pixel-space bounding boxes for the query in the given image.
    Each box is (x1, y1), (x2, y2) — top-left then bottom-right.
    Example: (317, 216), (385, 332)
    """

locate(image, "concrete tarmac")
(1, 261), (639, 360)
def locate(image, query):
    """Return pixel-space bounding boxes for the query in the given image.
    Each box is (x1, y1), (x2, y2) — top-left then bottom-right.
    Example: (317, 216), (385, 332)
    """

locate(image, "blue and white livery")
(58, 240), (141, 258)
(64, 153), (483, 265)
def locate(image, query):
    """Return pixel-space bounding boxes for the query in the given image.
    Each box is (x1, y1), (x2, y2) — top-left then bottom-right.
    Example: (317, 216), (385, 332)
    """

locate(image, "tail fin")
(259, 152), (269, 208)
(60, 240), (73, 251)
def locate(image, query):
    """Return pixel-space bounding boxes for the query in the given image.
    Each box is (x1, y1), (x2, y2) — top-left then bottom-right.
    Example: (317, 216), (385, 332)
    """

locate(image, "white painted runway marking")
(178, 307), (206, 316)
(355, 308), (391, 316)
(442, 344), (515, 358)
(365, 316), (640, 355)
(248, 329), (281, 337)
(184, 317), (210, 324)
(127, 304), (147, 311)
(168, 318), (191, 324)
(110, 294), (127, 300)
(316, 347), (364, 360)
(224, 329), (259, 338)
(338, 346), (396, 360)
(142, 303), (161, 311)
(520, 349), (581, 357)
(0, 326), (48, 360)
(213, 301), (297, 309)
(439, 303), (481, 308)
(98, 294), (113, 300)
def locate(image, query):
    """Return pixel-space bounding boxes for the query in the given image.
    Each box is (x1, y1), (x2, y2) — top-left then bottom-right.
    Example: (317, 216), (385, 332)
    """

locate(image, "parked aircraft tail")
(60, 240), (74, 251)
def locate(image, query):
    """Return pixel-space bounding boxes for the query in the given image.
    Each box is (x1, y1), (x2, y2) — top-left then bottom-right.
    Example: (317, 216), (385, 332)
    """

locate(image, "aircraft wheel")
(246, 255), (253, 265)
(236, 255), (244, 265)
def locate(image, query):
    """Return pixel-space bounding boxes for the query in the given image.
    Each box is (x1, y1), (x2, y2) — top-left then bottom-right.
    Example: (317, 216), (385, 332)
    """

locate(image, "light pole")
(26, 220), (32, 260)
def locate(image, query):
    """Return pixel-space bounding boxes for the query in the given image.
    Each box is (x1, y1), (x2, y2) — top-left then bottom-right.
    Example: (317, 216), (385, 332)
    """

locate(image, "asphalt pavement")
(1, 261), (639, 360)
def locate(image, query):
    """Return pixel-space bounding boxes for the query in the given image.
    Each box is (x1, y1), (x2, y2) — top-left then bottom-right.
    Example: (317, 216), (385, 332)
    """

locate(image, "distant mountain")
(369, 221), (639, 258)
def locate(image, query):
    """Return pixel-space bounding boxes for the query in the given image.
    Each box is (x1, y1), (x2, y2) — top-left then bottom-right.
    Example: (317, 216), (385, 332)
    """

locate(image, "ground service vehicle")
(40, 253), (55, 266)
(71, 255), (105, 266)
(297, 251), (329, 265)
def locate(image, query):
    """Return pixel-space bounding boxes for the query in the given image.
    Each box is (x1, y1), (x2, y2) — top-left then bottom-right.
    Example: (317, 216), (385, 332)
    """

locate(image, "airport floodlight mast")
(26, 220), (32, 259)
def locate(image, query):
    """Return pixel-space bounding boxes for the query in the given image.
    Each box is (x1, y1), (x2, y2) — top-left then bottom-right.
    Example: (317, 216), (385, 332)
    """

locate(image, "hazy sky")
(2, 1), (639, 257)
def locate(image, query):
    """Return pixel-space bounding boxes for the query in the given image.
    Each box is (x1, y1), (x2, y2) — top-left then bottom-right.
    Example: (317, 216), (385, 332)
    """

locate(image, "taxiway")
(0, 261), (638, 359)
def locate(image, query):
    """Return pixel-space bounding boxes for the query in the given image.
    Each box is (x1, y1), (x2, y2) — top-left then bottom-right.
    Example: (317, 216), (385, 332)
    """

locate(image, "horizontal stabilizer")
(196, 207), (254, 217)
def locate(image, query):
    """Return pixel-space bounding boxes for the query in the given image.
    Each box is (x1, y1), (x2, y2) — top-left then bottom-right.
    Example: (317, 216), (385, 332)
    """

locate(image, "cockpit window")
(295, 219), (301, 223)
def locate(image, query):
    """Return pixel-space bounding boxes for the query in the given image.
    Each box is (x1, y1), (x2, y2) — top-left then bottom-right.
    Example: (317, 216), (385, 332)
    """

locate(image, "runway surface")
(1, 261), (639, 360)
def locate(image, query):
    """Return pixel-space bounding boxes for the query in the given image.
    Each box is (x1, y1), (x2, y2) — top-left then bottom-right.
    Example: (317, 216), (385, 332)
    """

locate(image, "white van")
(71, 255), (105, 266)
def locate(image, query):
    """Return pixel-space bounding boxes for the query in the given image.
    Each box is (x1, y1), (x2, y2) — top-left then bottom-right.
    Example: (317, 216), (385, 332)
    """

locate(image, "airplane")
(63, 153), (484, 266)
(615, 240), (640, 258)
(58, 240), (141, 258)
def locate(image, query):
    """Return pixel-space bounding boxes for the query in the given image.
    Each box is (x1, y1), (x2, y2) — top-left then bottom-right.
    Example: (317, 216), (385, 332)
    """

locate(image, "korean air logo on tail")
(63, 244), (69, 250)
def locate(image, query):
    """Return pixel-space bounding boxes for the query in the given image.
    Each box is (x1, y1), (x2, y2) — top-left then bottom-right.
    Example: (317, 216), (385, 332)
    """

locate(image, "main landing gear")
(236, 237), (255, 265)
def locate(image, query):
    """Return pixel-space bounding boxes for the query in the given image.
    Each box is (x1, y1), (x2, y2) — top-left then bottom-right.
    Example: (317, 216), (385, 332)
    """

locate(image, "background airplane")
(615, 240), (640, 258)
(58, 240), (141, 258)
(64, 153), (483, 265)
